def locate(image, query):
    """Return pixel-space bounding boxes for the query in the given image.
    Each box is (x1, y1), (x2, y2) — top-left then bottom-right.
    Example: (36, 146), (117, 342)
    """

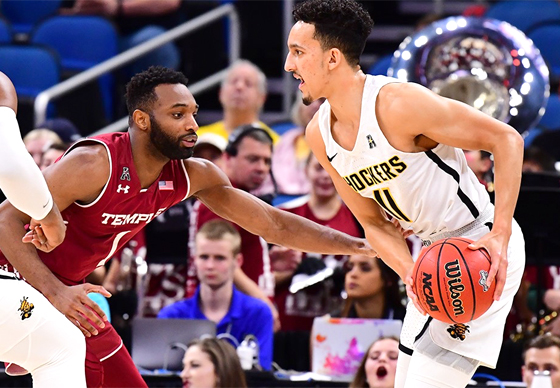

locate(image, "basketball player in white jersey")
(285, 1), (525, 387)
(0, 71), (102, 387)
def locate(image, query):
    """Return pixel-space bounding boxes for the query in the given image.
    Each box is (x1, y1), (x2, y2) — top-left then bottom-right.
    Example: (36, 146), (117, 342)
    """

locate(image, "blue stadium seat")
(0, 0), (61, 35)
(31, 16), (118, 121)
(485, 0), (560, 33)
(0, 18), (12, 43)
(0, 45), (60, 133)
(271, 121), (297, 136)
(528, 23), (560, 77)
(0, 45), (59, 98)
(368, 54), (393, 76)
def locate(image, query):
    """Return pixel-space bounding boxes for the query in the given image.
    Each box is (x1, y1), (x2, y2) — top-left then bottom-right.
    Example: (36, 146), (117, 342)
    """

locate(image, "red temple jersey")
(274, 196), (362, 332)
(0, 132), (190, 285)
(186, 199), (273, 298)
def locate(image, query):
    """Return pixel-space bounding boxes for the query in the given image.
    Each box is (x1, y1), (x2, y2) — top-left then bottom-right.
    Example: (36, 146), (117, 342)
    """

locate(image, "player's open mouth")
(181, 135), (198, 147)
(376, 366), (387, 378)
(293, 73), (305, 88)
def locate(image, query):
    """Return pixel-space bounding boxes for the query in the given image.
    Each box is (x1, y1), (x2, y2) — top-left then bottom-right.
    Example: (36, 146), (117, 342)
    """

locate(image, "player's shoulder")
(183, 156), (220, 176)
(183, 157), (230, 195)
(378, 81), (431, 110)
(62, 141), (109, 169)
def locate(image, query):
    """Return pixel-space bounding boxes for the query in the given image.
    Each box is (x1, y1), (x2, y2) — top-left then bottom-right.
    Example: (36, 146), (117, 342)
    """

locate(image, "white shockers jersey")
(318, 75), (491, 242)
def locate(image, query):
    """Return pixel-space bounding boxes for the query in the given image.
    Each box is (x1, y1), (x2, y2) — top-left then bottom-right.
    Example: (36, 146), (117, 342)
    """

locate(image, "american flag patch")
(158, 181), (174, 191)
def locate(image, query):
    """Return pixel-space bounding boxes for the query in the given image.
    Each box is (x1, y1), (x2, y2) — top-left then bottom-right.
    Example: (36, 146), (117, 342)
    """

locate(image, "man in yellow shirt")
(198, 59), (279, 144)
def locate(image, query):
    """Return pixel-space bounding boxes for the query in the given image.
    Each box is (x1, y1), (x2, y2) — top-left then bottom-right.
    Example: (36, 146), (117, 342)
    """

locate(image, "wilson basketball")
(412, 237), (495, 324)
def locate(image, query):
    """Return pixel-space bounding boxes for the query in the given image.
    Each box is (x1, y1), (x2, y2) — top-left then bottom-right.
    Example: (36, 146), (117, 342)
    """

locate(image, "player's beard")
(149, 114), (194, 160)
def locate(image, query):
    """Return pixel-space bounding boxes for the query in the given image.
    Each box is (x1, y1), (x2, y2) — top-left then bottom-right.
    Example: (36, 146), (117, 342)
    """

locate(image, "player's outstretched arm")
(0, 144), (112, 336)
(185, 158), (376, 258)
(378, 82), (525, 300)
(0, 72), (66, 250)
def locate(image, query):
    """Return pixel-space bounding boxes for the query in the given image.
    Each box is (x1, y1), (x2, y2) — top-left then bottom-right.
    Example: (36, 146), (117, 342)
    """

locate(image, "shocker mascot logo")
(447, 323), (470, 341)
(18, 296), (34, 320)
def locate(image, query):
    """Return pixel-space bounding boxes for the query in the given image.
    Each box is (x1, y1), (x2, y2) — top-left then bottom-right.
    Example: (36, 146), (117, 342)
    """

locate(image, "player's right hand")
(49, 283), (112, 337)
(404, 263), (427, 315)
(22, 204), (66, 252)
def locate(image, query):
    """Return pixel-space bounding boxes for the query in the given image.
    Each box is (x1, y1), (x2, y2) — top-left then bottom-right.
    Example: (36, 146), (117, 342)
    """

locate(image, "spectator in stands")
(335, 254), (405, 321)
(181, 337), (247, 388)
(23, 128), (63, 165)
(39, 143), (67, 171)
(523, 146), (557, 173)
(37, 118), (82, 146)
(272, 97), (324, 195)
(159, 220), (274, 370)
(193, 133), (228, 170)
(350, 336), (399, 388)
(197, 60), (278, 143)
(188, 125), (278, 329)
(273, 153), (361, 331)
(62, 0), (182, 76)
(464, 150), (493, 189)
(522, 334), (560, 388)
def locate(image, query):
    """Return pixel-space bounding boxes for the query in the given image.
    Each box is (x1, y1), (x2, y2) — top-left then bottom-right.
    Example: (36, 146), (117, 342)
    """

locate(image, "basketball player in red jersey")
(0, 66), (375, 387)
(0, 71), (89, 387)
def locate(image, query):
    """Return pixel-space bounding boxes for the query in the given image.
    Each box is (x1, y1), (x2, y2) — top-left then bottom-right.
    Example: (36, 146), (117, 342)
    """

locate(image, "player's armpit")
(42, 143), (111, 212)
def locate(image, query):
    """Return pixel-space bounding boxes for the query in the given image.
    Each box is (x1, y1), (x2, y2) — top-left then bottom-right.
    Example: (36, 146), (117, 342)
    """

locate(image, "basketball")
(412, 237), (495, 324)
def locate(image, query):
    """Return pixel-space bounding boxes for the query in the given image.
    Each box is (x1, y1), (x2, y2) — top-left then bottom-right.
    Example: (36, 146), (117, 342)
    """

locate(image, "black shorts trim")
(399, 342), (413, 356)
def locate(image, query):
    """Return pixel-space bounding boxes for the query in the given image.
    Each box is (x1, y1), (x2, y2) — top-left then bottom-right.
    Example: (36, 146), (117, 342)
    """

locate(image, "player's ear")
(132, 109), (150, 131)
(328, 48), (342, 70)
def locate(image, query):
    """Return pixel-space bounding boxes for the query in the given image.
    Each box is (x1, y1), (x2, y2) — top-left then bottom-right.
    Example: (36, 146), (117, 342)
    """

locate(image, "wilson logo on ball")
(445, 259), (465, 317)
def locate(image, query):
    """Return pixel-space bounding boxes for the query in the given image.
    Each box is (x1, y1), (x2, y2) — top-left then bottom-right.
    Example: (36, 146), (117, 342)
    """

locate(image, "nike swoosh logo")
(327, 153), (338, 162)
(42, 199), (50, 208)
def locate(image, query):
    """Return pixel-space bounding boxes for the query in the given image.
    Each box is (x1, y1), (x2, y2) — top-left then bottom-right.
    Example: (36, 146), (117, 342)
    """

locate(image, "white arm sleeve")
(0, 106), (53, 220)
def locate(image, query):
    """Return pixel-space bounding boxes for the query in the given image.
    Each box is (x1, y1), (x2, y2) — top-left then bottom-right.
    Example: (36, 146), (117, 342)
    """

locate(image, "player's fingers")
(21, 230), (35, 243)
(85, 284), (112, 299)
(405, 277), (426, 315)
(493, 259), (508, 301)
(33, 226), (47, 243)
(81, 297), (107, 327)
(76, 313), (99, 336)
(66, 314), (92, 337)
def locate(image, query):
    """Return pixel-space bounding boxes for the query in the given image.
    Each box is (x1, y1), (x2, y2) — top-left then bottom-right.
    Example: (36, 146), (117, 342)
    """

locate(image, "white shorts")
(0, 273), (86, 387)
(400, 217), (525, 368)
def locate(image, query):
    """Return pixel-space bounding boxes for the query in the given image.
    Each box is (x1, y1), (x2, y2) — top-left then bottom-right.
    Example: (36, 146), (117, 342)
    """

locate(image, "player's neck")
(353, 292), (385, 319)
(223, 110), (260, 133)
(326, 70), (367, 125)
(308, 193), (341, 221)
(129, 129), (170, 189)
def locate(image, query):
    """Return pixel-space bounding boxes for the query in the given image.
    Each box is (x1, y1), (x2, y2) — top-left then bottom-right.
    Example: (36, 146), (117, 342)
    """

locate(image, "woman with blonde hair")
(181, 337), (247, 388)
(350, 337), (399, 388)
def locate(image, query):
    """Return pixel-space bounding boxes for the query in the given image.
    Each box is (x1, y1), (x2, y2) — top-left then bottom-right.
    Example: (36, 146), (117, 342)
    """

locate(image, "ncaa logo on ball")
(421, 272), (439, 312)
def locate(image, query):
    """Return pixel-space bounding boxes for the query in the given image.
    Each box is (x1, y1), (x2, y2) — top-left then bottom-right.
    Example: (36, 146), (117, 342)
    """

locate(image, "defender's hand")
(47, 283), (112, 337)
(22, 204), (66, 252)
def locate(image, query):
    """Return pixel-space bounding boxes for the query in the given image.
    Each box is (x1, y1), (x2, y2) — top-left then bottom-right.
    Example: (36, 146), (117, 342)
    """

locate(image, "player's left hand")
(468, 232), (508, 301)
(22, 204), (66, 252)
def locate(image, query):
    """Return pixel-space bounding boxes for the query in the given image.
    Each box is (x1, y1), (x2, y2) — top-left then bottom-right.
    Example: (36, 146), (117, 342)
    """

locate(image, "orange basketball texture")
(412, 238), (495, 324)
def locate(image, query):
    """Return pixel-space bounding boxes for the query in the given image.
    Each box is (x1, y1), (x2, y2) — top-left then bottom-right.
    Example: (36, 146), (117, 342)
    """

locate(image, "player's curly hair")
(125, 66), (189, 124)
(293, 0), (373, 67)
